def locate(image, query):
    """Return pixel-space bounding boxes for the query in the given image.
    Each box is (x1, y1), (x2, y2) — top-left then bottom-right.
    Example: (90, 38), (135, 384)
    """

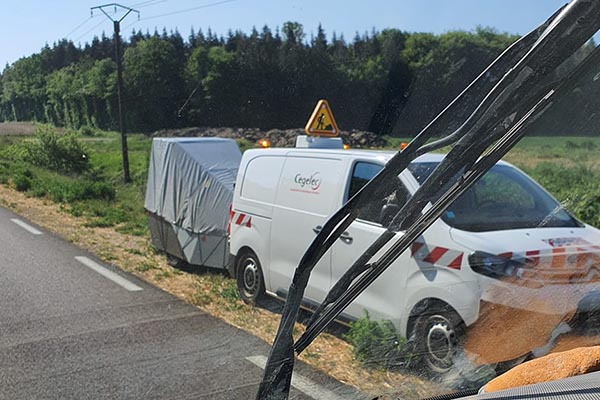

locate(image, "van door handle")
(340, 231), (353, 244)
(313, 225), (322, 234)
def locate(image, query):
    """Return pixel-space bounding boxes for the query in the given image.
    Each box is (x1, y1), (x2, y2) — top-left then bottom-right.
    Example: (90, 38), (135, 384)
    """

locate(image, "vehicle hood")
(450, 225), (600, 285)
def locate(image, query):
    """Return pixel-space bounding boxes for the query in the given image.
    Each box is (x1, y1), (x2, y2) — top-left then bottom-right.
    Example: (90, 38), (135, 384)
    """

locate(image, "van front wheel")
(412, 303), (465, 375)
(236, 250), (265, 304)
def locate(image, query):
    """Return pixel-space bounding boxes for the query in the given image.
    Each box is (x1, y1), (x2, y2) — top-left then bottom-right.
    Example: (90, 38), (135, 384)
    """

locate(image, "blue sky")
(1, 0), (569, 68)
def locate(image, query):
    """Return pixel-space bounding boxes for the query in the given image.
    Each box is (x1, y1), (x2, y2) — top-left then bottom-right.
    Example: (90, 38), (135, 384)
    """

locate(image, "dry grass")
(0, 183), (442, 400)
(0, 122), (37, 136)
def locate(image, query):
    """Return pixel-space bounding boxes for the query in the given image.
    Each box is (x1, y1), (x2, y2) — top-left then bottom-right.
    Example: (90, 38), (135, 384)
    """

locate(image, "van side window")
(348, 162), (381, 223)
(348, 162), (411, 224)
(348, 162), (383, 199)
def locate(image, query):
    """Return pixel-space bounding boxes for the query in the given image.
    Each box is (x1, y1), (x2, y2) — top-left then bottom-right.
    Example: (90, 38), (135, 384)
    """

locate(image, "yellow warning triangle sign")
(304, 99), (340, 137)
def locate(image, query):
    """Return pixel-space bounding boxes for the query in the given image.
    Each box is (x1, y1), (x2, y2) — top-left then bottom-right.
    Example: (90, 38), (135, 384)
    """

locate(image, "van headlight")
(468, 251), (525, 280)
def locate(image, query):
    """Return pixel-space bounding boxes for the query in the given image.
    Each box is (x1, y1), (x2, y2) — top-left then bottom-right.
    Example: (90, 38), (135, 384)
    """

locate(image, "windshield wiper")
(257, 1), (600, 398)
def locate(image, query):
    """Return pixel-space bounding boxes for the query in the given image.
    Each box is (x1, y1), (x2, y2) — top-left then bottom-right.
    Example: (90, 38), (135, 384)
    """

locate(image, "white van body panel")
(231, 148), (600, 339)
(269, 153), (346, 302)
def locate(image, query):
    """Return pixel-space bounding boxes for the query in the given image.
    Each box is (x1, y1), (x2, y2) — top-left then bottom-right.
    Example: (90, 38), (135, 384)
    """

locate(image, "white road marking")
(11, 218), (42, 235)
(75, 256), (143, 292)
(245, 355), (344, 400)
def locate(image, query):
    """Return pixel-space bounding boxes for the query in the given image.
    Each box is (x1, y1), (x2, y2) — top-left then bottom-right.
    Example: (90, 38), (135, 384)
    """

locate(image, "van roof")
(248, 148), (510, 166)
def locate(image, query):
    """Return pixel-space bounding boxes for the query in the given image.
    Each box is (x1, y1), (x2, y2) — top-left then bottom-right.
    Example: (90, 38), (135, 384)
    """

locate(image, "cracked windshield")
(1, 1), (600, 399)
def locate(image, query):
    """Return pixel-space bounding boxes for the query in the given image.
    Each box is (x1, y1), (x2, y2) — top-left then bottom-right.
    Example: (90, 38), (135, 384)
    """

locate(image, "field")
(1, 125), (599, 398)
(386, 135), (600, 228)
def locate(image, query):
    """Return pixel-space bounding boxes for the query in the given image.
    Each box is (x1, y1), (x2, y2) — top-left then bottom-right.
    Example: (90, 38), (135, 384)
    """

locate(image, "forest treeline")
(0, 23), (522, 135)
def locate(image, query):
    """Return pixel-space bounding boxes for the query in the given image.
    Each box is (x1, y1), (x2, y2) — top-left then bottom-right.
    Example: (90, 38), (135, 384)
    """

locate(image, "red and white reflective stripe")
(227, 204), (234, 235)
(411, 242), (463, 270)
(551, 247), (567, 268)
(230, 210), (252, 228)
(498, 245), (600, 270)
(525, 250), (540, 266)
(499, 249), (557, 269)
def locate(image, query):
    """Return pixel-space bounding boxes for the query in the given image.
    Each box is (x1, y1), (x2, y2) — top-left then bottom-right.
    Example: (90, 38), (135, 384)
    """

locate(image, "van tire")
(236, 250), (265, 304)
(412, 302), (465, 375)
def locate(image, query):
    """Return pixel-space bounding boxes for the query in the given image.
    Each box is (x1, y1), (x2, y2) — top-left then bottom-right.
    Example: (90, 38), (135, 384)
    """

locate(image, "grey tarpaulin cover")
(144, 137), (241, 268)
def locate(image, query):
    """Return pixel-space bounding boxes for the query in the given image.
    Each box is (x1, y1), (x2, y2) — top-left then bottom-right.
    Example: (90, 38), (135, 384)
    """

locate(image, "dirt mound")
(0, 122), (36, 136)
(153, 126), (388, 148)
(484, 345), (600, 392)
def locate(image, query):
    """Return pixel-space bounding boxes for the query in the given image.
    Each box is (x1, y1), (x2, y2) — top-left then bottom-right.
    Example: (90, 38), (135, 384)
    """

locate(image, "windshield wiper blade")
(257, 1), (600, 399)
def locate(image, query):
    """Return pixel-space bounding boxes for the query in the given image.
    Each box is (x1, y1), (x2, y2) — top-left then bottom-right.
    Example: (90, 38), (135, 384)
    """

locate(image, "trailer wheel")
(236, 250), (265, 304)
(412, 301), (465, 375)
(166, 253), (186, 269)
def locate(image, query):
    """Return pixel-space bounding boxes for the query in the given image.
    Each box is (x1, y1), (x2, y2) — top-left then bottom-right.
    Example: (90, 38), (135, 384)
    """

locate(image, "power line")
(64, 16), (95, 39)
(123, 18), (141, 31)
(129, 0), (167, 9)
(73, 18), (111, 42)
(123, 0), (236, 31)
(140, 0), (236, 21)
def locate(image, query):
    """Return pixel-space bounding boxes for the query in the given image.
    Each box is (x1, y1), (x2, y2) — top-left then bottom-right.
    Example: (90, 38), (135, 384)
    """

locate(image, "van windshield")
(407, 162), (581, 232)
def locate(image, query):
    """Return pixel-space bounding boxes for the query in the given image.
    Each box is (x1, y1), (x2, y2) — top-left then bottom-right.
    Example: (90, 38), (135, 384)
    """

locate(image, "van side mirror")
(380, 203), (400, 226)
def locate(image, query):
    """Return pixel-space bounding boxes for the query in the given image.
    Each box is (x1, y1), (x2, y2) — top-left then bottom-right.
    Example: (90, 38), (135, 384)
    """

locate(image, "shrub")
(78, 125), (97, 137)
(0, 142), (27, 161)
(12, 174), (32, 192)
(343, 312), (415, 370)
(25, 126), (89, 174)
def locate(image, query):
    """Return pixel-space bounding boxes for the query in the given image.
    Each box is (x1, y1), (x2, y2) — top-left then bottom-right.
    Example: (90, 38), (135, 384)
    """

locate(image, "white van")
(229, 139), (600, 372)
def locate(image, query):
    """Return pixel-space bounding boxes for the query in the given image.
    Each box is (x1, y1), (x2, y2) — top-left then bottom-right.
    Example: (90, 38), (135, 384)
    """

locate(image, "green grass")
(0, 128), (150, 235)
(135, 261), (158, 272)
(154, 270), (173, 281)
(382, 136), (413, 150)
(503, 136), (600, 171)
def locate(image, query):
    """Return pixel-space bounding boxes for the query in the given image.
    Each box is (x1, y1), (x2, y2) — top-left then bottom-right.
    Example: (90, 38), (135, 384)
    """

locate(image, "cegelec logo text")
(294, 172), (321, 191)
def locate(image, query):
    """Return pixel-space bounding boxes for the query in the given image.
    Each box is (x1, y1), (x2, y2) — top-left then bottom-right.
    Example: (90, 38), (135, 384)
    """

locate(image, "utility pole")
(91, 3), (139, 183)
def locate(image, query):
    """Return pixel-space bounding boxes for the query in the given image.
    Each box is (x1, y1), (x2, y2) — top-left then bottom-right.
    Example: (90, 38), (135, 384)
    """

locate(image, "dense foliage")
(0, 24), (518, 135)
(343, 312), (414, 370)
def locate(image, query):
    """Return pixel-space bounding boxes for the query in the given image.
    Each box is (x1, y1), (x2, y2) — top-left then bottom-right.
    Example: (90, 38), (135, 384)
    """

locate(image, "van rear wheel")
(236, 250), (265, 304)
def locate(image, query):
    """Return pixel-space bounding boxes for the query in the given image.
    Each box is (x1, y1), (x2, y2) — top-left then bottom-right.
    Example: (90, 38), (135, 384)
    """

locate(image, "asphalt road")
(0, 206), (365, 400)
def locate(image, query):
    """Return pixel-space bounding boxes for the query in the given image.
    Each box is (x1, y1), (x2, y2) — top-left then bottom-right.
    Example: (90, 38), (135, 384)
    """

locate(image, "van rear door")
(269, 153), (345, 303)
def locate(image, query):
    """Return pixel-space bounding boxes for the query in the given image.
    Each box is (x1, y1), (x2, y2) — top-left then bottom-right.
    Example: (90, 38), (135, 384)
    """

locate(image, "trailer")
(144, 137), (241, 269)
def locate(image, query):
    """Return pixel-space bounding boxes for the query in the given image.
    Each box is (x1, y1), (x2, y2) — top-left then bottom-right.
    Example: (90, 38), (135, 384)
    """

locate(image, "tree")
(123, 37), (185, 131)
(282, 22), (305, 46)
(1, 55), (46, 121)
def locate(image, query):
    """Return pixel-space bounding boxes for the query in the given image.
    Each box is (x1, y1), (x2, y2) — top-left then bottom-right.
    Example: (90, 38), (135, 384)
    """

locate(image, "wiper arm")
(257, 1), (600, 399)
